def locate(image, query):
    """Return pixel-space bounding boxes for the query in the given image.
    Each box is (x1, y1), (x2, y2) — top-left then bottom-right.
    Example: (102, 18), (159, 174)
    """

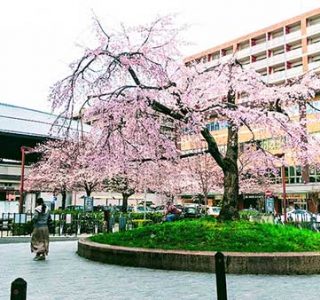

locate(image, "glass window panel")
(296, 166), (301, 176)
(289, 166), (295, 176)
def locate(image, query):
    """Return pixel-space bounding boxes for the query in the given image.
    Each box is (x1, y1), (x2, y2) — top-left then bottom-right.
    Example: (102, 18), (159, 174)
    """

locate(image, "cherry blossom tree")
(181, 154), (223, 206)
(25, 140), (73, 209)
(25, 136), (108, 208)
(49, 16), (320, 220)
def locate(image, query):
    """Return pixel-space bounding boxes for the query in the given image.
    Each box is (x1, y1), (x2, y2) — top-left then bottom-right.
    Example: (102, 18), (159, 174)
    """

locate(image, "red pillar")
(19, 147), (25, 213)
(282, 165), (287, 222)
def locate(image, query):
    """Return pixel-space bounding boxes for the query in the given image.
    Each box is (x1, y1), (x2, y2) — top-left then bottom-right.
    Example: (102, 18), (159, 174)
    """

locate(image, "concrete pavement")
(1, 241), (320, 299)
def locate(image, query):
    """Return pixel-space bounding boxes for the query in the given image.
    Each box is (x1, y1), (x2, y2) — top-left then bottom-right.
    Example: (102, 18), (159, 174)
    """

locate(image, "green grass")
(90, 218), (320, 252)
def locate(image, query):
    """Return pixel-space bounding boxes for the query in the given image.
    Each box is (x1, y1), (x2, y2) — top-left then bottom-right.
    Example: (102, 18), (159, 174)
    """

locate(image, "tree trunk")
(219, 168), (240, 220)
(61, 190), (67, 210)
(85, 185), (91, 197)
(121, 193), (130, 213)
(299, 102), (309, 183)
(219, 102), (240, 220)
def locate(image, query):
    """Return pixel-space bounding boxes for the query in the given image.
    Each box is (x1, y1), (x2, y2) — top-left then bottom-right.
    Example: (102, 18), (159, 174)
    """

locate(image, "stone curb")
(0, 236), (81, 244)
(77, 238), (320, 274)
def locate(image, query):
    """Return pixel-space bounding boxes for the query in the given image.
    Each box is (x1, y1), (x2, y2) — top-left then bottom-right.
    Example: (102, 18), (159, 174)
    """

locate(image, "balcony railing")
(235, 48), (251, 59)
(251, 59), (267, 70)
(286, 48), (303, 60)
(308, 61), (320, 71)
(203, 58), (220, 69)
(268, 70), (286, 82)
(308, 42), (320, 55)
(268, 53), (285, 65)
(267, 36), (285, 48)
(307, 23), (320, 36)
(285, 30), (301, 43)
(250, 42), (267, 55)
(286, 66), (303, 79)
(219, 54), (233, 63)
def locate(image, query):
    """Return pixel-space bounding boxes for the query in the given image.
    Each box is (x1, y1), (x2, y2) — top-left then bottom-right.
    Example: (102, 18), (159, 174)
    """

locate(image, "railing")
(236, 47), (251, 59)
(250, 42), (267, 55)
(285, 30), (301, 43)
(308, 61), (320, 71)
(0, 211), (164, 237)
(286, 48), (302, 60)
(268, 53), (286, 66)
(0, 212), (104, 237)
(267, 36), (285, 48)
(308, 42), (320, 55)
(307, 23), (320, 36)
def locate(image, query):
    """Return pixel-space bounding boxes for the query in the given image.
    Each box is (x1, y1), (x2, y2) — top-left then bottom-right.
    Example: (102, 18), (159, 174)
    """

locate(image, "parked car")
(183, 206), (201, 218)
(132, 206), (154, 213)
(207, 206), (221, 218)
(154, 205), (165, 213)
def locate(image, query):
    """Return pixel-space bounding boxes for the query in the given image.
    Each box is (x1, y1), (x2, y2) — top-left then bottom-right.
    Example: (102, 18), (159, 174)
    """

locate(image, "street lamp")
(275, 153), (287, 222)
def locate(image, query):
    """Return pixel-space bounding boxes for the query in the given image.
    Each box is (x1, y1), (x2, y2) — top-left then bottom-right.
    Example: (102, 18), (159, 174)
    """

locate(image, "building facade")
(182, 8), (320, 212)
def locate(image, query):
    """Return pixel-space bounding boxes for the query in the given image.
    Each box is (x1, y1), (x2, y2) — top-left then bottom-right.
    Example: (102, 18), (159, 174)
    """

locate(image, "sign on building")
(84, 197), (94, 212)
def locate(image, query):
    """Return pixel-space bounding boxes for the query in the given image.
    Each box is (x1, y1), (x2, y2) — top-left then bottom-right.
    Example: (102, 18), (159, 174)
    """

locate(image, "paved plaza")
(0, 240), (320, 299)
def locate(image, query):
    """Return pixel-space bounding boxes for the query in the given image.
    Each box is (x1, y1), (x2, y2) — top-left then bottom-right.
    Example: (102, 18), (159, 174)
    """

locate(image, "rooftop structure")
(0, 102), (89, 161)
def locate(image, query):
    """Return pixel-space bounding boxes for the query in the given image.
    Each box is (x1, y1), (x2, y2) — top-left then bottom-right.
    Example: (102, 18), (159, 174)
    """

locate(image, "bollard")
(215, 252), (227, 300)
(11, 278), (27, 300)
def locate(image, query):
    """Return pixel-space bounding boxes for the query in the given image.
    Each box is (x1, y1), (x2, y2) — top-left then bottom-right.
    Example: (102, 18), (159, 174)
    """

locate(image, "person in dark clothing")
(31, 198), (50, 261)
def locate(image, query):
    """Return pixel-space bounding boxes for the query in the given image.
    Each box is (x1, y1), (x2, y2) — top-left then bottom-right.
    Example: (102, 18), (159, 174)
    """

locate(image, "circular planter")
(78, 238), (320, 274)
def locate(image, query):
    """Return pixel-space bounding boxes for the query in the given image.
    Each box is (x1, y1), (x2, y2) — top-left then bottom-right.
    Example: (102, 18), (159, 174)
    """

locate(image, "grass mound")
(90, 218), (320, 252)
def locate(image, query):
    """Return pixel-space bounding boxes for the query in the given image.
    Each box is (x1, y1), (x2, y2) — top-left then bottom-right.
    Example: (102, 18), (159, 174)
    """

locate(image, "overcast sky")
(0, 0), (320, 112)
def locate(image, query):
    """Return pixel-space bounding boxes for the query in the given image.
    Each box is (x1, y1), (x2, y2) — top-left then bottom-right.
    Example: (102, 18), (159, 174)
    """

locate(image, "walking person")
(31, 198), (50, 261)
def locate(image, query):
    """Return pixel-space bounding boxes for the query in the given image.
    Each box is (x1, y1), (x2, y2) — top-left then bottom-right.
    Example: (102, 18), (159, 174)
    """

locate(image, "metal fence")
(0, 212), (154, 237)
(0, 212), (107, 237)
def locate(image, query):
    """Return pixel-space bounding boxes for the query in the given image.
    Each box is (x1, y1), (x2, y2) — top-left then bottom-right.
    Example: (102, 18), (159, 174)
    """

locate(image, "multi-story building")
(182, 8), (320, 212)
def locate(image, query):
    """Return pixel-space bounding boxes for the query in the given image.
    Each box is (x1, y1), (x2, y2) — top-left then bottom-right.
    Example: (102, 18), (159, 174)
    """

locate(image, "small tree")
(25, 136), (108, 208)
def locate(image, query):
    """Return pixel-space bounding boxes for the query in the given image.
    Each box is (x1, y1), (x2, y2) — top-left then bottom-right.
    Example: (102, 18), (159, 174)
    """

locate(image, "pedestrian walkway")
(0, 241), (320, 299)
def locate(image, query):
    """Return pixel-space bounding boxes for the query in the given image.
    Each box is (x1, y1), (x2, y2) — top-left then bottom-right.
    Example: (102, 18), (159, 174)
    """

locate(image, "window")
(308, 15), (320, 26)
(282, 166), (302, 184)
(309, 167), (320, 182)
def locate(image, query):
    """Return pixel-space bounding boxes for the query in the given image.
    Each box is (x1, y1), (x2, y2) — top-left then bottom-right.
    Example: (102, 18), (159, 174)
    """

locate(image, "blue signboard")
(84, 197), (94, 212)
(265, 197), (274, 213)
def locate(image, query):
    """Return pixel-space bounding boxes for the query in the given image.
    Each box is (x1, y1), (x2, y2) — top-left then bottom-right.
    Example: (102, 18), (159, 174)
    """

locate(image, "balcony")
(285, 30), (301, 43)
(286, 66), (303, 79)
(267, 36), (285, 48)
(308, 61), (320, 71)
(286, 48), (303, 60)
(268, 53), (285, 65)
(307, 23), (320, 36)
(236, 47), (251, 59)
(219, 54), (233, 63)
(251, 59), (267, 70)
(242, 64), (251, 70)
(268, 70), (286, 83)
(203, 58), (220, 69)
(250, 42), (267, 55)
(308, 42), (320, 55)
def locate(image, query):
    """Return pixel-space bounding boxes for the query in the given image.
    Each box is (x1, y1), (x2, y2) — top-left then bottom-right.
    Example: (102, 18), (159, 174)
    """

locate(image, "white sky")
(0, 0), (320, 112)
